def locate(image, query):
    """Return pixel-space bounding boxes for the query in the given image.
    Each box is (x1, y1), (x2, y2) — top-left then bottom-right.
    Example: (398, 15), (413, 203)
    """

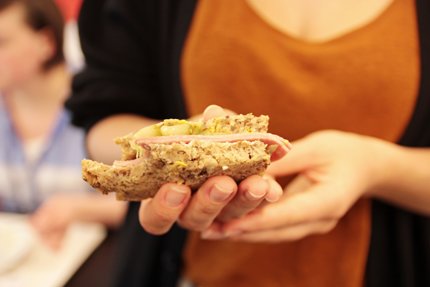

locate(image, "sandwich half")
(82, 114), (291, 201)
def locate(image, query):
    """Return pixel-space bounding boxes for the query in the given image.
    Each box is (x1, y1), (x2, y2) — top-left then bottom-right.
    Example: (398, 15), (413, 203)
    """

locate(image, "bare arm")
(267, 131), (430, 216)
(30, 193), (127, 249)
(86, 114), (158, 164)
(215, 131), (430, 242)
(67, 193), (127, 228)
(371, 144), (430, 214)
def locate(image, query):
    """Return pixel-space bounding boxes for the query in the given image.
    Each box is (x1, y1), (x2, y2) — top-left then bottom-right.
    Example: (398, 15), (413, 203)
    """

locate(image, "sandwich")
(81, 114), (292, 201)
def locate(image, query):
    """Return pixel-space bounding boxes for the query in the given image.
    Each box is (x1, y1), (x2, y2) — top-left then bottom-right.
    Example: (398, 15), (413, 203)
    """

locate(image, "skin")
(208, 130), (430, 241)
(0, 3), (126, 250)
(137, 108), (430, 241)
(245, 0), (394, 43)
(85, 0), (430, 242)
(87, 104), (430, 243)
(87, 106), (283, 236)
(30, 193), (126, 250)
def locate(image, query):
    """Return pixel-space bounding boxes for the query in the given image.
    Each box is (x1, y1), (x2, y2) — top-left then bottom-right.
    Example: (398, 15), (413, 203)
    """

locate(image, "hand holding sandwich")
(82, 105), (289, 235)
(210, 130), (430, 242)
(136, 105), (286, 235)
(82, 105), (430, 242)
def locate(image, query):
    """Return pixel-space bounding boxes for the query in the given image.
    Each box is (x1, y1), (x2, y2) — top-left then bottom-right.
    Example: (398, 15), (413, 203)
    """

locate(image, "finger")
(30, 212), (56, 235)
(201, 221), (225, 240)
(29, 213), (43, 230)
(216, 175), (269, 222)
(139, 183), (191, 235)
(45, 231), (66, 251)
(263, 174), (283, 202)
(222, 184), (345, 233)
(282, 173), (314, 196)
(34, 224), (67, 251)
(178, 176), (237, 231)
(228, 220), (337, 243)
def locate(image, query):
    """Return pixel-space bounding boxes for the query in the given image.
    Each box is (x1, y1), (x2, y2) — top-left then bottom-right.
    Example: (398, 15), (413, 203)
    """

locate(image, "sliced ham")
(135, 132), (292, 161)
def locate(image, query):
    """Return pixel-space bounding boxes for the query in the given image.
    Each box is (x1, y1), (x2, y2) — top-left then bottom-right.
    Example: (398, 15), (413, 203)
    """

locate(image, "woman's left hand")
(204, 130), (388, 242)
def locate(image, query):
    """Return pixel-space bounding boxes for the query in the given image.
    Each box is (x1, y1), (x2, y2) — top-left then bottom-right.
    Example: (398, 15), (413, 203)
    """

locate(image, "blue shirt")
(0, 96), (92, 213)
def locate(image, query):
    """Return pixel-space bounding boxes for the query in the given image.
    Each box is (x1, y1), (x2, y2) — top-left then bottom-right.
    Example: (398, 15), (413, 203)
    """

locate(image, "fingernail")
(201, 229), (225, 240)
(165, 186), (188, 207)
(209, 184), (233, 203)
(265, 192), (281, 203)
(245, 188), (267, 201)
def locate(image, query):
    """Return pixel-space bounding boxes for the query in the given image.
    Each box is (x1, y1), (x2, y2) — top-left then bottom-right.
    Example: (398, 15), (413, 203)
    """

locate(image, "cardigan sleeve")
(66, 2), (196, 286)
(65, 0), (165, 131)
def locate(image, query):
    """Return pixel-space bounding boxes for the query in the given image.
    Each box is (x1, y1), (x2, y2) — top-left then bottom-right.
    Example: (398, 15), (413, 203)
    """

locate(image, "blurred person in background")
(67, 0), (430, 287)
(0, 0), (126, 249)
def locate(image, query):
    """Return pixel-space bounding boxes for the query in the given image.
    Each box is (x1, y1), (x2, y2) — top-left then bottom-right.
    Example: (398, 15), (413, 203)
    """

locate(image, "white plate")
(0, 218), (35, 274)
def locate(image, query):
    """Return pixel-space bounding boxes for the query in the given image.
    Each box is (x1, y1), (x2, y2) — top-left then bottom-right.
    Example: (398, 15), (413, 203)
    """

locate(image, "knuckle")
(179, 205), (219, 231)
(154, 208), (176, 224)
(177, 217), (208, 231)
(324, 195), (349, 220)
(329, 203), (348, 220)
(316, 221), (338, 235)
(199, 204), (221, 216)
(327, 210), (342, 221)
(140, 212), (174, 235)
(218, 208), (249, 222)
(177, 221), (197, 231)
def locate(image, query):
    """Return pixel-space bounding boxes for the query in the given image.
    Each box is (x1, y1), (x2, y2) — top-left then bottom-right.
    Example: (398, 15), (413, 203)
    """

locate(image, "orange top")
(181, 0), (419, 285)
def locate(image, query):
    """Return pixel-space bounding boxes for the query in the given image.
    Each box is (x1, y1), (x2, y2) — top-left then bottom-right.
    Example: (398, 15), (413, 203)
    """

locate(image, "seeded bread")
(82, 140), (270, 201)
(81, 114), (283, 201)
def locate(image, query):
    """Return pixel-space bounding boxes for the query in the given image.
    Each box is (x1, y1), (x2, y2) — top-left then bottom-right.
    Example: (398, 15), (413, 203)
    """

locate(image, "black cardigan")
(66, 0), (430, 286)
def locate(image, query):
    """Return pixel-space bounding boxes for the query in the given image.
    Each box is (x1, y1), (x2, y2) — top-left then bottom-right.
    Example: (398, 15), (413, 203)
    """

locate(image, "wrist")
(364, 139), (430, 214)
(361, 137), (400, 199)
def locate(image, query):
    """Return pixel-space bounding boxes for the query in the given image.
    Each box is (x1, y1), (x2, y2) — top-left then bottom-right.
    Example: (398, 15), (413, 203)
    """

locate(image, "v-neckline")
(243, 0), (397, 46)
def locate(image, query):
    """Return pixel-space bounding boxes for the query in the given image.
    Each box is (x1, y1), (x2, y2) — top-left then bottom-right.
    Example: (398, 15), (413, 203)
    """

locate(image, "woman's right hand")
(139, 174), (282, 235)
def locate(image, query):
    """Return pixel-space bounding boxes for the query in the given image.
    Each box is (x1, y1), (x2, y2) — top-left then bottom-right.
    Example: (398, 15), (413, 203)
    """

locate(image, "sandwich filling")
(115, 114), (290, 161)
(81, 114), (291, 201)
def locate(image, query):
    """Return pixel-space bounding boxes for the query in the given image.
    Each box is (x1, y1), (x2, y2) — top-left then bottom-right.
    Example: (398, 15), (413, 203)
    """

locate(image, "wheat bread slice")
(82, 140), (271, 201)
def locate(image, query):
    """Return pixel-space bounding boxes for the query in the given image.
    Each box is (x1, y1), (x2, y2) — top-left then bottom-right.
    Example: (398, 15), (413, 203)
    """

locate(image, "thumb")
(267, 136), (316, 178)
(203, 105), (236, 121)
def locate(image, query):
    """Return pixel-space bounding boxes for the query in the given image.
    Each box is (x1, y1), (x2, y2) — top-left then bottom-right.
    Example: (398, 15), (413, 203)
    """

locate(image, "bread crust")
(82, 140), (270, 201)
